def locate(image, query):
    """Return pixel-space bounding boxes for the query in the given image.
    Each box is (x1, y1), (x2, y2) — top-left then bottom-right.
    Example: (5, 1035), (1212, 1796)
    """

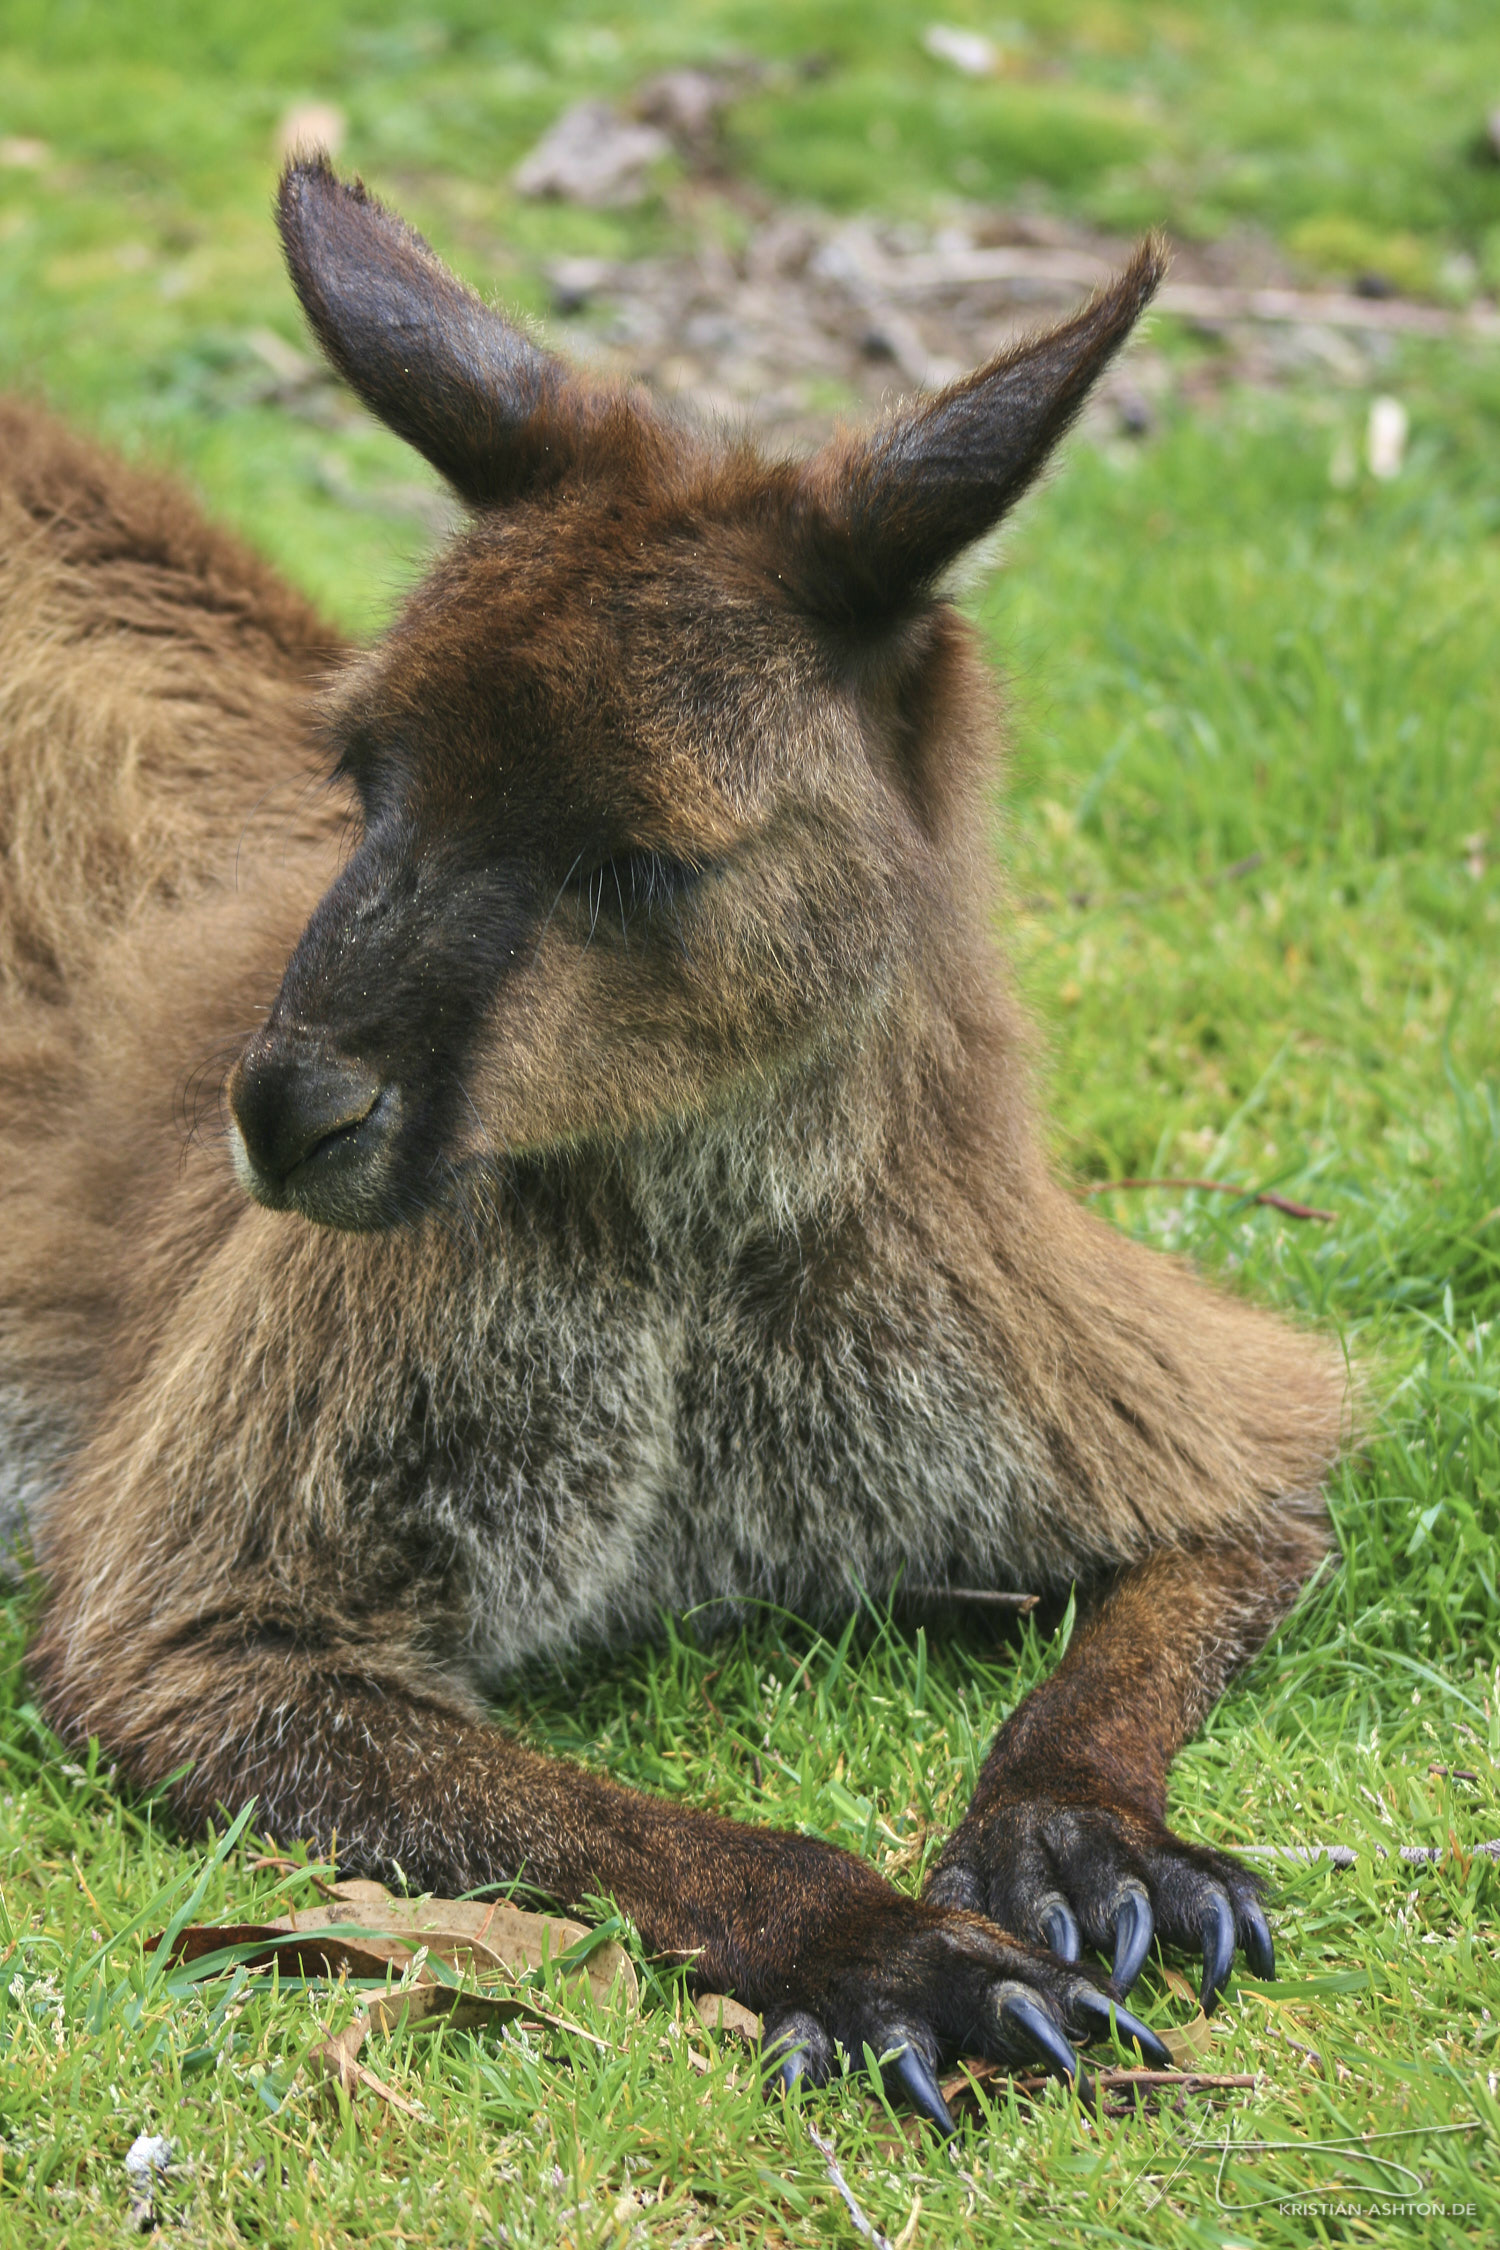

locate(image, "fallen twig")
(1157, 280), (1494, 337)
(840, 240), (1500, 338)
(247, 1854), (339, 1898)
(913, 1587), (1040, 1612)
(1101, 2070), (1257, 2093)
(858, 2058), (1262, 2139)
(1081, 1178), (1336, 1223)
(952, 2058), (1257, 2105)
(1240, 1837), (1500, 1867)
(805, 2123), (894, 2249)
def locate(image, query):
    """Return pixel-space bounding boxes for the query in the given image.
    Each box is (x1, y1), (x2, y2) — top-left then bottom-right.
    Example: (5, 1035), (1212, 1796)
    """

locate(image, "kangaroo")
(0, 158), (1347, 2130)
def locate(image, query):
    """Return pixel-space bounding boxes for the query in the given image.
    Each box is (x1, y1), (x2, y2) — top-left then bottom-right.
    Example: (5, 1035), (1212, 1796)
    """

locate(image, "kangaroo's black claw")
(1110, 1888), (1154, 1994)
(764, 2013), (825, 2096)
(1073, 1986), (1174, 2068)
(1001, 1991), (1080, 2082)
(1200, 1888), (1237, 2014)
(1043, 1901), (1081, 1962)
(891, 2043), (956, 2136)
(1242, 1896), (1275, 1981)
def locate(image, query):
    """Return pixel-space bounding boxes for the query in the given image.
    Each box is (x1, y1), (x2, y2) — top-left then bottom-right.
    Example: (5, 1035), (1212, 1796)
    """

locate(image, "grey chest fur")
(406, 1193), (1050, 1686)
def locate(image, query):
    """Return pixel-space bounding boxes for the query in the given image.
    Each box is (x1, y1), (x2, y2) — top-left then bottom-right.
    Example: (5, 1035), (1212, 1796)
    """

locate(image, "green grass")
(3, 2), (1500, 2244)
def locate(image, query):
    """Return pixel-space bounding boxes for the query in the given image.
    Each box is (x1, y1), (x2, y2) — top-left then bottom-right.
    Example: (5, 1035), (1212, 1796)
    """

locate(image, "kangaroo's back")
(0, 400), (350, 1532)
(0, 397), (344, 1008)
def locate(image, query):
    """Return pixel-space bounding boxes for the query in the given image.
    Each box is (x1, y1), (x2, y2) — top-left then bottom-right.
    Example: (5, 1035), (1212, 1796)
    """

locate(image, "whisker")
(531, 851), (584, 970)
(612, 858), (630, 951)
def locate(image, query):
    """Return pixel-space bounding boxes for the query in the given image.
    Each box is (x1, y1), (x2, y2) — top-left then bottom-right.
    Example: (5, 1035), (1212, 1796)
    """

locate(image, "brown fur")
(1, 164), (1349, 2102)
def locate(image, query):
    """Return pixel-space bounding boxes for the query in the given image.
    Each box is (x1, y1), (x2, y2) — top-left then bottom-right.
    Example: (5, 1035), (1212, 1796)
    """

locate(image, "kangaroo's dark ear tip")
(1069, 233), (1167, 360)
(1121, 231), (1171, 312)
(276, 153), (378, 238)
(277, 148), (336, 204)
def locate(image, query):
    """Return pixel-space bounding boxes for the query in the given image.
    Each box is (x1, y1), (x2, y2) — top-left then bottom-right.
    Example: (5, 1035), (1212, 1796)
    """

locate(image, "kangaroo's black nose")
(229, 1040), (385, 1190)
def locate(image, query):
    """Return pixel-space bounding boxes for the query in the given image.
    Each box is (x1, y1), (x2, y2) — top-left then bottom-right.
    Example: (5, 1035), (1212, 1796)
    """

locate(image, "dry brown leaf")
(300, 1879), (640, 2009)
(319, 2018), (429, 2117)
(156, 1879), (637, 2012)
(1161, 2010), (1215, 2064)
(156, 1880), (640, 2108)
(693, 1992), (762, 2042)
(316, 1970), (627, 2106)
(162, 1924), (417, 1982)
(1160, 2016), (1223, 2061)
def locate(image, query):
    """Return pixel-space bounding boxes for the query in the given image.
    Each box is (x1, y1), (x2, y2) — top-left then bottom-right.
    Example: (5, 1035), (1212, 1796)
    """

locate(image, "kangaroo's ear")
(794, 238), (1166, 621)
(277, 155), (572, 505)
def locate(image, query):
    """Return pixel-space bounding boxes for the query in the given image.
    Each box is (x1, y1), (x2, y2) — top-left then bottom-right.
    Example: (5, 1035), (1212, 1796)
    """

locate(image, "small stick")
(1097, 2070), (1258, 2092)
(1239, 1838), (1500, 1866)
(960, 2061), (1257, 2098)
(804, 2124), (894, 2250)
(247, 1853), (339, 1898)
(850, 243), (1495, 339)
(1081, 1178), (1336, 1223)
(919, 1588), (1040, 1612)
(1271, 2029), (1350, 2081)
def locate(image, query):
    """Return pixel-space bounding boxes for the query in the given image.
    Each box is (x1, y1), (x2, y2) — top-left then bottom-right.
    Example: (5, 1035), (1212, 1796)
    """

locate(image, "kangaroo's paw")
(924, 1795), (1275, 2014)
(757, 1891), (1172, 2134)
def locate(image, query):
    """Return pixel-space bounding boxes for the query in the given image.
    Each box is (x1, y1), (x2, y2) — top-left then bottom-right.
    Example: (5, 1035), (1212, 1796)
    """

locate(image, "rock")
(1366, 395), (1408, 479)
(633, 69), (731, 147)
(123, 2135), (174, 2185)
(546, 257), (617, 315)
(1112, 382), (1154, 437)
(513, 101), (670, 208)
(922, 24), (1001, 77)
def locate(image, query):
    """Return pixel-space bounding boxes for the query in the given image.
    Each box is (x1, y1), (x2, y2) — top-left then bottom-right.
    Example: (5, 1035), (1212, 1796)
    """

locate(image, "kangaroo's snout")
(228, 1038), (398, 1227)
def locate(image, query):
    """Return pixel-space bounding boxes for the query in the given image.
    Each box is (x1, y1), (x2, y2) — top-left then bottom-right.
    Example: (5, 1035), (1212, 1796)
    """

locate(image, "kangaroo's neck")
(594, 940), (1036, 1262)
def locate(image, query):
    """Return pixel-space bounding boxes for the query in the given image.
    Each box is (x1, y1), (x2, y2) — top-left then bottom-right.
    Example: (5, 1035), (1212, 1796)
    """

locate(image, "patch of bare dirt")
(541, 201), (1494, 453)
(504, 72), (1494, 450)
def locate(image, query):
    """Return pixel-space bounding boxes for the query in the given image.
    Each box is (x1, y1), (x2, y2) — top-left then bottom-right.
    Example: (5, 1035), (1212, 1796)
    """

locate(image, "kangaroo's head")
(227, 156), (1161, 1229)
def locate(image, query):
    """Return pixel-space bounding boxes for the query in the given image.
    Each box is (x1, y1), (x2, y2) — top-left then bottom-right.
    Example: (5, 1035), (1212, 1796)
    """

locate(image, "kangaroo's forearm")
(975, 1521), (1330, 1820)
(33, 1621), (887, 2003)
(923, 1519), (1330, 1993)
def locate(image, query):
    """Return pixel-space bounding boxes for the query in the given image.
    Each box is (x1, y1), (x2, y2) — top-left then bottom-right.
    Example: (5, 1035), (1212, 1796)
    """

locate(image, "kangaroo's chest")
(433, 1224), (1042, 1685)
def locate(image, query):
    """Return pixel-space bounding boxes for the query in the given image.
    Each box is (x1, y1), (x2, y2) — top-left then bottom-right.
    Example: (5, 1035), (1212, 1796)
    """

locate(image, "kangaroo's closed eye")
(565, 849), (703, 931)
